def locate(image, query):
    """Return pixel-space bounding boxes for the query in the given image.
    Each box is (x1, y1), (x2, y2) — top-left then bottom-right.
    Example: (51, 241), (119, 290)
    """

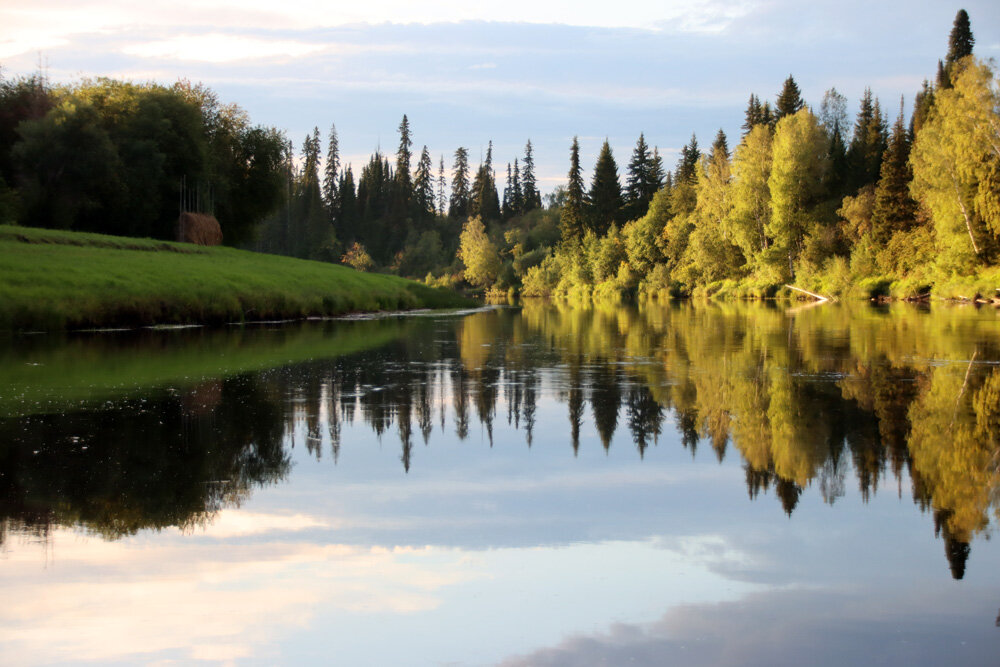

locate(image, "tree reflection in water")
(2, 300), (999, 580)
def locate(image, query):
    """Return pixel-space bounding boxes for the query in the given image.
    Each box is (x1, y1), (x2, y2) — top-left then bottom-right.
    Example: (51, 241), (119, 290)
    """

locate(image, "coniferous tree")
(946, 10), (975, 67)
(761, 101), (775, 130)
(561, 136), (586, 244)
(502, 162), (513, 220)
(710, 129), (729, 161)
(587, 139), (624, 235)
(449, 147), (470, 219)
(939, 10), (974, 89)
(336, 166), (359, 244)
(676, 134), (701, 184)
(871, 102), (917, 243)
(742, 94), (766, 134)
(847, 89), (888, 191)
(470, 141), (500, 222)
(648, 147), (665, 193)
(322, 122), (339, 216)
(910, 79), (935, 139)
(413, 145), (435, 223)
(775, 75), (805, 119)
(624, 133), (654, 220)
(521, 139), (541, 212)
(512, 158), (524, 215)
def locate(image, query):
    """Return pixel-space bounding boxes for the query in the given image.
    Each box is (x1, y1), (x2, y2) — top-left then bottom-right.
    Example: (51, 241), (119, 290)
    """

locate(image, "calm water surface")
(2, 301), (999, 665)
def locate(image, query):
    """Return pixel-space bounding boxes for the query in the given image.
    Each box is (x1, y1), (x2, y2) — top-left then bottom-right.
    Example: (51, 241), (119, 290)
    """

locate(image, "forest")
(0, 9), (996, 301)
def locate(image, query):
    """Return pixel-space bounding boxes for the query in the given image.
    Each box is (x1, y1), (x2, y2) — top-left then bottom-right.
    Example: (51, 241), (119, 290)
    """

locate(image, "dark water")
(2, 301), (999, 665)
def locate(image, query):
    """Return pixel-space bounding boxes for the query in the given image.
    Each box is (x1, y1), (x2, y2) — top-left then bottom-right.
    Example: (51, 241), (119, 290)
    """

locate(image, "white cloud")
(123, 33), (329, 63)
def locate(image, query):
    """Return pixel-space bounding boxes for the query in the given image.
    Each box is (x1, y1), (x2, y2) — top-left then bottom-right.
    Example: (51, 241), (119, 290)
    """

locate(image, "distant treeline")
(1, 9), (996, 299)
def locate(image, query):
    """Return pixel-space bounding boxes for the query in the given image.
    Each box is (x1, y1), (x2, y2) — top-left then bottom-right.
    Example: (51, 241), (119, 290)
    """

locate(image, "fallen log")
(784, 284), (830, 302)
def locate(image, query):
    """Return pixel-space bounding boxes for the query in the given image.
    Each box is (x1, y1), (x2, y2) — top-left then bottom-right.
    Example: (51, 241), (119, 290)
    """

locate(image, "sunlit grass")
(0, 225), (473, 330)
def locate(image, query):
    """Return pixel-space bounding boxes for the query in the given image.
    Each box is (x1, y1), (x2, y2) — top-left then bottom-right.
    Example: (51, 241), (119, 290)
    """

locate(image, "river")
(1, 300), (999, 665)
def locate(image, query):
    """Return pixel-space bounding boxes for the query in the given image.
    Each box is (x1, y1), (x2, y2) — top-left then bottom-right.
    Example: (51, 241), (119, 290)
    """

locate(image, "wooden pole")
(784, 284), (830, 302)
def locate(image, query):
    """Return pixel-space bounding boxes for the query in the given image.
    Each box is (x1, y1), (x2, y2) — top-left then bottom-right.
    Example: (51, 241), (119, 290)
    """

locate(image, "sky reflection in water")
(1, 301), (999, 665)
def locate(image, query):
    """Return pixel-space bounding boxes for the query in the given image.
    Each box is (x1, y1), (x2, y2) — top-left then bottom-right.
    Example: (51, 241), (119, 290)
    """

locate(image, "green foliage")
(458, 216), (501, 288)
(775, 75), (805, 119)
(587, 140), (624, 235)
(561, 136), (586, 244)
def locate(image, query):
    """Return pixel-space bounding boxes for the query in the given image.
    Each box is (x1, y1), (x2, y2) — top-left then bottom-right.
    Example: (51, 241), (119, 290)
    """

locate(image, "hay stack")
(176, 212), (223, 245)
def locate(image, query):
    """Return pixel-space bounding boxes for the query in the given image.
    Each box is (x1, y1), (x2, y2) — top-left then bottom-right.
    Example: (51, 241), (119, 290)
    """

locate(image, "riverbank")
(0, 226), (475, 331)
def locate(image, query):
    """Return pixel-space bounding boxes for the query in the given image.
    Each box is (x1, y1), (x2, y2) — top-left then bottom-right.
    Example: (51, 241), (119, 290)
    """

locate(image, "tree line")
(0, 10), (994, 301)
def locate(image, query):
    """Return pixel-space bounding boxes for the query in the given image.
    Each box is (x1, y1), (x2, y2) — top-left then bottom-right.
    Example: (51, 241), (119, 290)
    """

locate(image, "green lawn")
(0, 225), (473, 330)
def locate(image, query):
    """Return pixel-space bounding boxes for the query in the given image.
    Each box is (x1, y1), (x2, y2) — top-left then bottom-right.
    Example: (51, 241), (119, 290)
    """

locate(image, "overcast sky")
(3, 1), (999, 191)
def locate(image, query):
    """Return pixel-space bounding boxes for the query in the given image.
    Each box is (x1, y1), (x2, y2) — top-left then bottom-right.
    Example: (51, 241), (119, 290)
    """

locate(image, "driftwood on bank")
(784, 284), (830, 302)
(176, 212), (223, 246)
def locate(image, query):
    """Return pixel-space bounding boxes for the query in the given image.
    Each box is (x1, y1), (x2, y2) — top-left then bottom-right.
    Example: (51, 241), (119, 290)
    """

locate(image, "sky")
(3, 1), (1000, 192)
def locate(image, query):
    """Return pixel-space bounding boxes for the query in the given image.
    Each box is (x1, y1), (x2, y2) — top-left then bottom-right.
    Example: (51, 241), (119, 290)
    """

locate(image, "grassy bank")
(0, 226), (474, 330)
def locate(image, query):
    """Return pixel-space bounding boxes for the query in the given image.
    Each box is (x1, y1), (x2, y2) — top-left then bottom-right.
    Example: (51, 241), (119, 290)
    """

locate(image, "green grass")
(0, 225), (474, 330)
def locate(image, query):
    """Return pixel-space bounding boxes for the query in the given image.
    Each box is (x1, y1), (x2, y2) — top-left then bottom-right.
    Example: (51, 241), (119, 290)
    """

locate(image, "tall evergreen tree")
(946, 9), (974, 66)
(512, 158), (524, 215)
(941, 9), (975, 89)
(413, 145), (435, 223)
(521, 139), (541, 212)
(322, 122), (339, 215)
(587, 139), (624, 235)
(742, 94), (766, 134)
(910, 79), (935, 139)
(847, 88), (888, 191)
(775, 75), (805, 119)
(502, 162), (513, 220)
(871, 101), (917, 242)
(648, 147), (665, 192)
(449, 147), (470, 219)
(561, 136), (586, 244)
(395, 114), (412, 192)
(710, 129), (729, 161)
(624, 133), (655, 220)
(676, 134), (701, 184)
(470, 141), (500, 222)
(336, 166), (359, 244)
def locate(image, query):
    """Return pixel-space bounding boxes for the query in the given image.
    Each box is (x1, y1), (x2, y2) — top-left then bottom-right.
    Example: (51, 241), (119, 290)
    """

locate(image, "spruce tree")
(742, 94), (765, 134)
(676, 134), (701, 184)
(449, 147), (470, 219)
(648, 147), (665, 193)
(710, 129), (729, 161)
(502, 162), (513, 220)
(413, 145), (435, 223)
(470, 141), (500, 222)
(775, 75), (804, 119)
(322, 123), (339, 216)
(336, 166), (359, 244)
(561, 136), (586, 244)
(847, 89), (888, 191)
(941, 9), (975, 89)
(395, 114), (412, 191)
(624, 133), (652, 220)
(910, 80), (935, 139)
(871, 102), (917, 242)
(946, 9), (974, 66)
(521, 139), (541, 212)
(587, 139), (624, 236)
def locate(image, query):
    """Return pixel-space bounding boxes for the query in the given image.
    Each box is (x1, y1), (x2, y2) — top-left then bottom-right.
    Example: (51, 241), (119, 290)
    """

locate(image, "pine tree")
(521, 139), (541, 212)
(561, 136), (586, 244)
(449, 147), (470, 219)
(775, 75), (804, 119)
(871, 101), (917, 242)
(470, 141), (500, 222)
(395, 114), (412, 192)
(322, 123), (339, 216)
(648, 147), (665, 193)
(587, 139), (624, 236)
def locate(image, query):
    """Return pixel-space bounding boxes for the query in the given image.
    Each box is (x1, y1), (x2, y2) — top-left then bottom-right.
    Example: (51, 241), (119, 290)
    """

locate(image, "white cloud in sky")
(123, 33), (329, 63)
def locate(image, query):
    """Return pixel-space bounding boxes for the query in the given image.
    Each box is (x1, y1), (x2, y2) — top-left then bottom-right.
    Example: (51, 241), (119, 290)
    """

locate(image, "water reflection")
(2, 301), (1000, 581)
